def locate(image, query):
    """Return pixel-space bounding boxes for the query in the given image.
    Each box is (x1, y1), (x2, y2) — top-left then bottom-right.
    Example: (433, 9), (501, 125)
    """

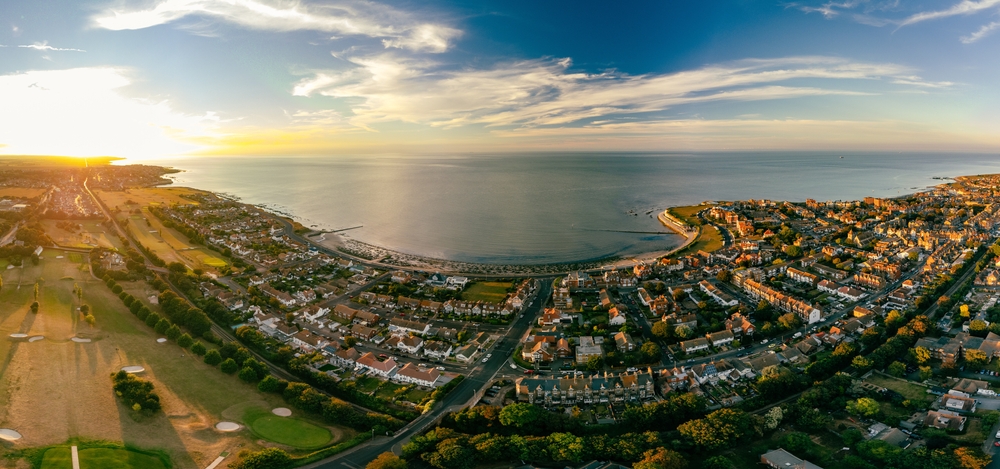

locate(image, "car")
(436, 366), (446, 371)
(994, 441), (1000, 447)
(761, 339), (769, 344)
(626, 367), (638, 372)
(482, 357), (489, 363)
(524, 370), (534, 375)
(379, 354), (388, 359)
(486, 353), (492, 358)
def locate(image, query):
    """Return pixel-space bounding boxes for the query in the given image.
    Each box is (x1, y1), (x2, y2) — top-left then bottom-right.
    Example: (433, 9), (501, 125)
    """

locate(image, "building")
(355, 352), (398, 377)
(707, 330), (735, 347)
(614, 332), (636, 352)
(388, 318), (430, 336)
(760, 448), (823, 469)
(393, 363), (441, 387)
(742, 279), (822, 324)
(923, 410), (967, 431)
(576, 336), (604, 364)
(680, 337), (710, 353)
(786, 267), (819, 286)
(699, 280), (738, 306)
(515, 371), (656, 406)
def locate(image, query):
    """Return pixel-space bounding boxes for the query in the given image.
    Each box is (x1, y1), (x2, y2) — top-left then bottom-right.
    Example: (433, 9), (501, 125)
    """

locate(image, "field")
(122, 208), (227, 272)
(0, 252), (348, 468)
(0, 187), (47, 199)
(462, 281), (512, 303)
(40, 446), (169, 469)
(241, 407), (333, 450)
(42, 220), (124, 250)
(674, 224), (724, 256)
(864, 373), (935, 405)
(94, 187), (205, 212)
(667, 204), (715, 226)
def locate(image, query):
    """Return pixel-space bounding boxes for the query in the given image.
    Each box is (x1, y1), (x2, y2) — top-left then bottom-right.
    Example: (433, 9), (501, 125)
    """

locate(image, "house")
(355, 352), (398, 377)
(924, 410), (966, 431)
(397, 335), (424, 354)
(330, 347), (361, 368)
(455, 344), (478, 362)
(608, 308), (626, 326)
(699, 280), (739, 306)
(523, 335), (558, 363)
(614, 332), (636, 352)
(937, 392), (977, 413)
(707, 330), (735, 347)
(349, 324), (378, 341)
(423, 341), (453, 360)
(390, 271), (412, 283)
(515, 371), (656, 406)
(333, 304), (358, 322)
(679, 337), (710, 353)
(446, 276), (469, 289)
(291, 330), (327, 352)
(725, 313), (755, 336)
(353, 310), (380, 326)
(836, 286), (866, 301)
(539, 308), (571, 326)
(394, 363), (441, 387)
(389, 318), (430, 336)
(576, 336), (604, 364)
(760, 448), (823, 469)
(786, 268), (819, 286)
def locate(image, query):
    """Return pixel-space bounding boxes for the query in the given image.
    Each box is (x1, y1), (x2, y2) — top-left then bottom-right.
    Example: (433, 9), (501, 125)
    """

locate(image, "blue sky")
(1, 0), (999, 158)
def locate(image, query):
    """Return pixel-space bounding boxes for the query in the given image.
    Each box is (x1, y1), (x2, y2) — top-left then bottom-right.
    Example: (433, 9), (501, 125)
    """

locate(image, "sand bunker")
(0, 429), (22, 441)
(71, 337), (92, 343)
(121, 366), (145, 373)
(28, 336), (44, 342)
(156, 338), (167, 344)
(215, 422), (240, 432)
(271, 407), (292, 417)
(9, 333), (27, 339)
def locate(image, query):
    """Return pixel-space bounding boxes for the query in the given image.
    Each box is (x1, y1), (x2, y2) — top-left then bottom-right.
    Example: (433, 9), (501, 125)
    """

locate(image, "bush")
(204, 349), (223, 366)
(257, 375), (288, 394)
(231, 448), (292, 469)
(203, 331), (220, 344)
(129, 301), (142, 315)
(190, 341), (207, 356)
(165, 324), (182, 341)
(154, 318), (171, 334)
(111, 370), (161, 413)
(145, 312), (160, 328)
(239, 367), (259, 383)
(177, 333), (194, 348)
(220, 358), (239, 374)
(136, 306), (151, 321)
(112, 285), (124, 294)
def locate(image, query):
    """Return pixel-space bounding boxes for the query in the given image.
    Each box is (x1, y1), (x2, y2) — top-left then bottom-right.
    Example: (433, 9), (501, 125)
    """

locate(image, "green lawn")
(243, 408), (332, 449)
(462, 281), (512, 303)
(41, 446), (169, 469)
(375, 382), (405, 400)
(355, 376), (381, 393)
(864, 374), (935, 405)
(667, 204), (714, 226)
(404, 388), (431, 403)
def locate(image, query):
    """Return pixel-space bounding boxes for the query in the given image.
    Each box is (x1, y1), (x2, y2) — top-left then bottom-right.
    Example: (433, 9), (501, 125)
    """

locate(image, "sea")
(133, 152), (1000, 265)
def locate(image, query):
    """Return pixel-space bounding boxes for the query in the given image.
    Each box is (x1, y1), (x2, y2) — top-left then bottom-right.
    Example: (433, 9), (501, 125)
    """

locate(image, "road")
(304, 279), (552, 469)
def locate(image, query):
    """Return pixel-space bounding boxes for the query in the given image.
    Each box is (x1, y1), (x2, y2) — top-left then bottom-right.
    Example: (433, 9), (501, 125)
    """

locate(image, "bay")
(134, 152), (1000, 265)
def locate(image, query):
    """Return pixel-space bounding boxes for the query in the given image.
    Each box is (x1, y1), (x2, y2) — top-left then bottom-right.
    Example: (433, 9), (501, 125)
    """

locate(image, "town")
(2, 161), (1000, 469)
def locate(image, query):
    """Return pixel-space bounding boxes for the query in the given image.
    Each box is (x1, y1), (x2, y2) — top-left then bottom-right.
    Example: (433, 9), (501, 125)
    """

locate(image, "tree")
(784, 245), (803, 258)
(633, 447), (687, 469)
(966, 349), (989, 369)
(777, 313), (801, 330)
(651, 321), (671, 340)
(34, 282), (39, 301)
(498, 403), (542, 429)
(145, 312), (160, 328)
(640, 342), (662, 363)
(190, 341), (207, 356)
(258, 375), (288, 394)
(846, 397), (881, 418)
(176, 333), (193, 348)
(960, 304), (971, 319)
(30, 301), (39, 313)
(678, 408), (755, 450)
(919, 365), (933, 380)
(851, 355), (872, 371)
(954, 447), (990, 469)
(911, 346), (931, 365)
(367, 452), (408, 469)
(970, 319), (989, 336)
(84, 314), (96, 327)
(887, 361), (906, 377)
(716, 270), (732, 283)
(763, 406), (783, 430)
(586, 355), (603, 372)
(80, 304), (90, 315)
(165, 324), (182, 341)
(674, 325), (693, 339)
(701, 456), (732, 469)
(231, 448), (292, 469)
(154, 318), (171, 334)
(168, 262), (187, 274)
(842, 428), (864, 446)
(204, 349), (223, 366)
(238, 366), (259, 383)
(220, 358), (238, 374)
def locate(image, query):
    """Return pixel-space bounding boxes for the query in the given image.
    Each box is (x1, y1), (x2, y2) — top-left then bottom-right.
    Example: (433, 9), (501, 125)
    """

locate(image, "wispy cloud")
(17, 41), (86, 52)
(292, 55), (945, 131)
(92, 0), (461, 53)
(962, 20), (1000, 42)
(898, 0), (1000, 26)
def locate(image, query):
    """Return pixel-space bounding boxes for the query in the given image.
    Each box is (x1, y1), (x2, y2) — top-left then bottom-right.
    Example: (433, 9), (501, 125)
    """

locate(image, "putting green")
(40, 446), (169, 469)
(244, 410), (332, 449)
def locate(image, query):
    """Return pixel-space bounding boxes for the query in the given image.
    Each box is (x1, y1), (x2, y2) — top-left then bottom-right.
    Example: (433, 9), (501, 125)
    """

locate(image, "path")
(71, 446), (80, 469)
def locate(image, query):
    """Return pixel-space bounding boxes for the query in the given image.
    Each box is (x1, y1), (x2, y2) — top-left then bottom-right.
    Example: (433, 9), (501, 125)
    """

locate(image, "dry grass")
(0, 253), (345, 468)
(41, 220), (123, 250)
(0, 188), (47, 199)
(94, 188), (204, 212)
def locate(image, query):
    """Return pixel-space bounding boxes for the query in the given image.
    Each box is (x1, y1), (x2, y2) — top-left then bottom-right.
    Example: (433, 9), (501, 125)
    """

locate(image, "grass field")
(864, 374), (935, 405)
(242, 407), (333, 450)
(375, 382), (404, 400)
(667, 204), (715, 226)
(404, 388), (431, 403)
(123, 209), (227, 272)
(0, 187), (47, 199)
(0, 252), (321, 468)
(462, 281), (512, 303)
(40, 446), (169, 469)
(94, 187), (204, 212)
(42, 220), (123, 250)
(356, 376), (381, 393)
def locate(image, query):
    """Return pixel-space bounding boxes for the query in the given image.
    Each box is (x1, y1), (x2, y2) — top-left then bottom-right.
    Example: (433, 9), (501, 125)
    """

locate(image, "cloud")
(898, 0), (1000, 26)
(962, 20), (1000, 42)
(17, 41), (86, 52)
(92, 0), (461, 53)
(291, 55), (945, 131)
(0, 67), (217, 158)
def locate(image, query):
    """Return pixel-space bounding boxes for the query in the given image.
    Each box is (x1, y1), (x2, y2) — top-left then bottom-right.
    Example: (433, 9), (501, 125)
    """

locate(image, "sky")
(2, 0), (1000, 159)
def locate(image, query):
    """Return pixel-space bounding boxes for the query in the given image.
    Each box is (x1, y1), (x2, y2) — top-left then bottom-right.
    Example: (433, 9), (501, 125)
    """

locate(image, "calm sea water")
(134, 152), (1000, 264)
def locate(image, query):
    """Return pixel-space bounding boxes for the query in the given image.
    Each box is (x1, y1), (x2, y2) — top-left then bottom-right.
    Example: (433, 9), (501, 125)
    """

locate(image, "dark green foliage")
(204, 349), (222, 366)
(111, 370), (161, 413)
(230, 448), (292, 469)
(176, 333), (193, 348)
(220, 358), (238, 374)
(190, 341), (207, 356)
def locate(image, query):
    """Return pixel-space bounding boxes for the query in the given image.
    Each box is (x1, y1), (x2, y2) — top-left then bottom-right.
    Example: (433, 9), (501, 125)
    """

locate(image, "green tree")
(30, 301), (39, 313)
(887, 361), (906, 377)
(366, 452), (408, 469)
(701, 456), (732, 469)
(674, 325), (693, 339)
(784, 245), (803, 258)
(204, 349), (223, 366)
(238, 366), (259, 383)
(846, 397), (881, 418)
(84, 314), (96, 327)
(586, 355), (603, 372)
(220, 358), (238, 374)
(80, 304), (90, 315)
(154, 318), (171, 334)
(231, 448), (292, 469)
(258, 375), (288, 394)
(651, 321), (671, 340)
(176, 333), (194, 348)
(970, 319), (989, 336)
(640, 341), (662, 363)
(851, 355), (872, 371)
(842, 428), (864, 446)
(165, 324), (182, 341)
(716, 270), (732, 283)
(919, 365), (933, 380)
(678, 408), (755, 450)
(190, 341), (207, 356)
(966, 349), (989, 369)
(145, 312), (160, 328)
(777, 313), (801, 330)
(498, 403), (542, 429)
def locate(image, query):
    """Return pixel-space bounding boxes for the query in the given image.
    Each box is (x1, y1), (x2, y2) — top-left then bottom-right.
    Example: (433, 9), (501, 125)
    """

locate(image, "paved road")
(304, 279), (553, 469)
